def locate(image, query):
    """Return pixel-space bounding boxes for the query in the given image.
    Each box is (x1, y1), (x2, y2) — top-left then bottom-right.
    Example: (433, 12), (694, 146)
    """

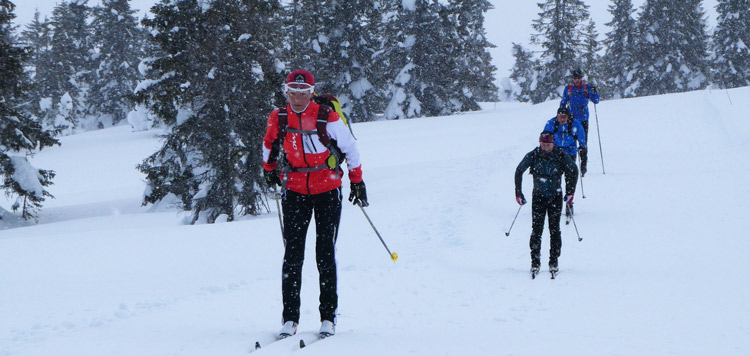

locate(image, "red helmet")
(286, 69), (314, 86)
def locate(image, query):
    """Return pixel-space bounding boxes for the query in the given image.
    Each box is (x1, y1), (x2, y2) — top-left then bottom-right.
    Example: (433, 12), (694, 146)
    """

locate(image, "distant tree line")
(509, 0), (750, 103)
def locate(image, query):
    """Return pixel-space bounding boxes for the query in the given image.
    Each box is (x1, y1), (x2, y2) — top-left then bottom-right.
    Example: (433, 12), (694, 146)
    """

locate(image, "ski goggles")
(284, 82), (315, 94)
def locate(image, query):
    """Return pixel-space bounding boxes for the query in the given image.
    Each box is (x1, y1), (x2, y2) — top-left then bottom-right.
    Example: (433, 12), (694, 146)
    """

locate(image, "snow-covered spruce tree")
(285, 0), (383, 123)
(383, 0), (433, 119)
(383, 0), (472, 119)
(581, 20), (603, 90)
(135, 0), (282, 223)
(630, 0), (710, 97)
(18, 11), (55, 119)
(89, 0), (145, 127)
(366, 0), (401, 112)
(445, 0), (498, 103)
(282, 0), (316, 72)
(509, 42), (539, 103)
(712, 0), (750, 89)
(0, 0), (60, 220)
(530, 0), (592, 104)
(601, 0), (638, 99)
(46, 0), (95, 133)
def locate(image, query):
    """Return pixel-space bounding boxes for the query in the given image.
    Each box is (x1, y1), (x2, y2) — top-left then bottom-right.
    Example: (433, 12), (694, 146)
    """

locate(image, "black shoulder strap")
(529, 147), (539, 173)
(268, 107), (288, 166)
(316, 104), (332, 147)
(553, 120), (574, 135)
(278, 106), (288, 139)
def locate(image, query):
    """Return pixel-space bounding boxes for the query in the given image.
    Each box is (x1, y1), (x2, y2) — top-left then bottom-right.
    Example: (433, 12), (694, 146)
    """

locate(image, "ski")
(299, 333), (332, 349)
(530, 267), (539, 279)
(550, 270), (557, 279)
(252, 334), (291, 352)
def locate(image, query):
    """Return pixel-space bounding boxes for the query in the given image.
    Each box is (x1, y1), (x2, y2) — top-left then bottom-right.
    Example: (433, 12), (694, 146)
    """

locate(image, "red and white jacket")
(262, 101), (363, 195)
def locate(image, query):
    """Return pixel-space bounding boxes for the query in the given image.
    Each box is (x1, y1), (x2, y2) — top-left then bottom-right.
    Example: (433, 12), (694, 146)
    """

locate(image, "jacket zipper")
(296, 112), (312, 195)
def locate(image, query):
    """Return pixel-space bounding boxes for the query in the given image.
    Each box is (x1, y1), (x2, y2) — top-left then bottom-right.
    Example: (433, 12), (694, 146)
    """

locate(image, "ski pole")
(578, 154), (586, 199)
(593, 103), (605, 174)
(567, 203), (583, 242)
(359, 205), (398, 262)
(505, 204), (523, 237)
(272, 187), (284, 236)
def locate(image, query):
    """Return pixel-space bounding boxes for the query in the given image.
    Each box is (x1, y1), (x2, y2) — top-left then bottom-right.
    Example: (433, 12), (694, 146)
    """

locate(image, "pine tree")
(446, 0), (498, 103)
(602, 0), (638, 99)
(89, 0), (144, 127)
(46, 0), (94, 132)
(712, 0), (750, 88)
(631, 0), (710, 97)
(135, 0), (282, 223)
(282, 0), (318, 71)
(530, 0), (591, 104)
(383, 0), (472, 119)
(0, 0), (60, 220)
(289, 0), (383, 123)
(18, 11), (54, 118)
(509, 42), (539, 102)
(581, 20), (603, 89)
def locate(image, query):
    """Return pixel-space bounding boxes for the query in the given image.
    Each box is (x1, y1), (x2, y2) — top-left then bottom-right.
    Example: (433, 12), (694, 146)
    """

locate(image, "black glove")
(264, 169), (280, 188)
(578, 146), (587, 155)
(349, 181), (369, 207)
(590, 85), (597, 94)
(516, 193), (527, 206)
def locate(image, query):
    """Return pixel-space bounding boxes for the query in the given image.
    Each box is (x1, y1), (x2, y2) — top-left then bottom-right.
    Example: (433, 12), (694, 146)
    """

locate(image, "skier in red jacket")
(262, 69), (367, 339)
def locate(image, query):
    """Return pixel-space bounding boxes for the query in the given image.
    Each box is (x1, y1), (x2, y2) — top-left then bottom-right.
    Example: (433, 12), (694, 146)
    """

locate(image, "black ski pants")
(530, 193), (563, 266)
(281, 188), (342, 324)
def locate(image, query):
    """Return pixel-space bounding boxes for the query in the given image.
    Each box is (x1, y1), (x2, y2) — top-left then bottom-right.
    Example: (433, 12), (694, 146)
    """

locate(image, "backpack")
(568, 82), (589, 100)
(313, 94), (357, 139)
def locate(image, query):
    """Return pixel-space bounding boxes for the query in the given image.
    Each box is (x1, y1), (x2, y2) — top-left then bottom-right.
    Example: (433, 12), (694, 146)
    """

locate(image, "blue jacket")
(559, 82), (599, 122)
(543, 117), (586, 158)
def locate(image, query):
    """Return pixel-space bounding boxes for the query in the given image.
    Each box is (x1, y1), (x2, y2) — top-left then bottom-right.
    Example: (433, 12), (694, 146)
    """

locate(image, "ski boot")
(279, 321), (298, 339)
(319, 320), (335, 338)
(549, 259), (559, 279)
(530, 256), (541, 279)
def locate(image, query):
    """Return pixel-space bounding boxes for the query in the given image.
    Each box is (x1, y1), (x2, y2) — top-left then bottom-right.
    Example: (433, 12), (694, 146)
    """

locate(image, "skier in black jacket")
(515, 131), (578, 277)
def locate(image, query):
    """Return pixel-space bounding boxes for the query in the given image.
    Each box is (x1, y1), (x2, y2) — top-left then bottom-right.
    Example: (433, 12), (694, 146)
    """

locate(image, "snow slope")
(2, 87), (749, 356)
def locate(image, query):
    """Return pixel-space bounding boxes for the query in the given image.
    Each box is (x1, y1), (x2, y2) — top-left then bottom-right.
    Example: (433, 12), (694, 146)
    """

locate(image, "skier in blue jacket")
(559, 68), (598, 175)
(543, 107), (585, 219)
(543, 107), (586, 164)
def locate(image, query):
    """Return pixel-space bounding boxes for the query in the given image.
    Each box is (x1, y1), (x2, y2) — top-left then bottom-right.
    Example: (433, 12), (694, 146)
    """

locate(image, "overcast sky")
(11, 0), (719, 81)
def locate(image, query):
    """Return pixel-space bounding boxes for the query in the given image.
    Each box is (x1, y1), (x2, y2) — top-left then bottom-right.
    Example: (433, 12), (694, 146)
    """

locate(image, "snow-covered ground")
(2, 87), (749, 355)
